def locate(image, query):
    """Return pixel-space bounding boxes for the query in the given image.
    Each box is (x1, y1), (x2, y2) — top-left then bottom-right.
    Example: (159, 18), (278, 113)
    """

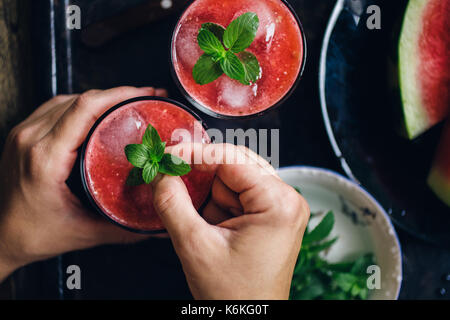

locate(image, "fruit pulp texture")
(172, 0), (304, 116)
(418, 0), (450, 125)
(399, 0), (450, 139)
(84, 100), (214, 231)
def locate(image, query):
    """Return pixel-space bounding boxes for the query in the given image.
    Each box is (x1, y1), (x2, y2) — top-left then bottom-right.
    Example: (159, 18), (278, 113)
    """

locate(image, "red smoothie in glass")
(83, 99), (213, 232)
(172, 0), (305, 117)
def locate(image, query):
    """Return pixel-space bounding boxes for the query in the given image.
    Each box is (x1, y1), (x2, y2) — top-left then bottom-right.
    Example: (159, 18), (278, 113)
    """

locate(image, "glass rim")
(170, 0), (308, 120)
(79, 96), (209, 234)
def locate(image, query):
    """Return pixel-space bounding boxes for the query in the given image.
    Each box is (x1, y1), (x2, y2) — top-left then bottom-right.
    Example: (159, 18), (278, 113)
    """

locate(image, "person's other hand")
(0, 87), (167, 281)
(152, 143), (310, 300)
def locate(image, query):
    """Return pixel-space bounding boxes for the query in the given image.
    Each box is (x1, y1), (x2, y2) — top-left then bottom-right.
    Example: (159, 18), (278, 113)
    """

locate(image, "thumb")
(151, 174), (206, 243)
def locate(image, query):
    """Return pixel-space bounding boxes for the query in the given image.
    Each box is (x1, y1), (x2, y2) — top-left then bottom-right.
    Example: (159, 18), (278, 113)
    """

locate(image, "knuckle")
(51, 94), (71, 105)
(71, 90), (101, 120)
(8, 125), (31, 147)
(280, 187), (310, 226)
(7, 126), (20, 146)
(76, 90), (96, 106)
(115, 86), (136, 95)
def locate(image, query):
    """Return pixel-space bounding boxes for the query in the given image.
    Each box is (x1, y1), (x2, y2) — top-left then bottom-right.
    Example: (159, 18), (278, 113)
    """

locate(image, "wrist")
(0, 220), (27, 283)
(0, 244), (21, 283)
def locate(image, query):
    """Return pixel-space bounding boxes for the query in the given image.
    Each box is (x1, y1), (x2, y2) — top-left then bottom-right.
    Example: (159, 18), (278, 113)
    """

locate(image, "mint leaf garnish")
(159, 154), (192, 176)
(239, 51), (261, 85)
(124, 144), (151, 168)
(193, 54), (224, 85)
(126, 167), (144, 186)
(143, 161), (159, 184)
(223, 12), (259, 53)
(150, 142), (166, 162)
(142, 124), (162, 149)
(220, 51), (245, 81)
(125, 124), (192, 185)
(193, 12), (260, 86)
(201, 23), (225, 42)
(197, 28), (226, 58)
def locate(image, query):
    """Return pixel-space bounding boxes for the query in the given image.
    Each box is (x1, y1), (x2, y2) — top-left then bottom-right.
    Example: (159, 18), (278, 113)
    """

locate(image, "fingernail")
(155, 88), (168, 97)
(141, 87), (155, 94)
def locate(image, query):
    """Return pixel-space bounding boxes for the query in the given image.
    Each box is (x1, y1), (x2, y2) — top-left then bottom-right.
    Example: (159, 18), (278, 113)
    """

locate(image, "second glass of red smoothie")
(171, 0), (306, 119)
(80, 97), (214, 234)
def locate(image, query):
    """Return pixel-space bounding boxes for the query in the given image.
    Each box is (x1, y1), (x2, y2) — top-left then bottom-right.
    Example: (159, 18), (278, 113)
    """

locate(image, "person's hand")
(0, 86), (167, 282)
(151, 143), (310, 300)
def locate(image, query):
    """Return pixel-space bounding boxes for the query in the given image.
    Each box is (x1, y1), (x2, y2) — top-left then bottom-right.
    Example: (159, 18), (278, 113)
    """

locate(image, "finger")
(8, 96), (80, 147)
(202, 201), (233, 225)
(211, 177), (243, 215)
(167, 143), (278, 194)
(25, 94), (80, 123)
(235, 145), (279, 178)
(155, 88), (168, 97)
(87, 216), (150, 245)
(65, 191), (152, 246)
(42, 87), (157, 180)
(151, 174), (207, 246)
(34, 96), (79, 138)
(46, 86), (156, 154)
(166, 143), (284, 217)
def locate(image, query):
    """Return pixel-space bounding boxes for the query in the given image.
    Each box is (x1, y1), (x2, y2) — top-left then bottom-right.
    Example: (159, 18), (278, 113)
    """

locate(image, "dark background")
(0, 0), (449, 299)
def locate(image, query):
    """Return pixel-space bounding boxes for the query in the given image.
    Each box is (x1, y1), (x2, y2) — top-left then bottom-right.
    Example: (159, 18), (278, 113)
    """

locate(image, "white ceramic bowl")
(278, 166), (402, 300)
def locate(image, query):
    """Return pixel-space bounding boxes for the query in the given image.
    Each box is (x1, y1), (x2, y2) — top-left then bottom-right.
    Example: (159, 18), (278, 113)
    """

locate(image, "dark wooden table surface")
(0, 0), (449, 300)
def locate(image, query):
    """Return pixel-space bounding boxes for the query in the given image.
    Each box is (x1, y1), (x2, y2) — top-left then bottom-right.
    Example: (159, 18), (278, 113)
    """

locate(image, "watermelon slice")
(428, 121), (450, 206)
(399, 0), (450, 139)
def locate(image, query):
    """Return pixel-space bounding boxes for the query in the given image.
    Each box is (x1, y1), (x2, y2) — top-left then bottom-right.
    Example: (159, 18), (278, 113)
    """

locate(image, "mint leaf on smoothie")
(193, 54), (224, 85)
(197, 28), (226, 58)
(239, 51), (261, 85)
(220, 51), (246, 81)
(159, 154), (192, 177)
(193, 12), (260, 85)
(223, 12), (259, 53)
(143, 162), (159, 184)
(124, 124), (192, 185)
(201, 23), (225, 42)
(124, 144), (151, 168)
(150, 141), (166, 162)
(142, 123), (162, 149)
(126, 167), (145, 186)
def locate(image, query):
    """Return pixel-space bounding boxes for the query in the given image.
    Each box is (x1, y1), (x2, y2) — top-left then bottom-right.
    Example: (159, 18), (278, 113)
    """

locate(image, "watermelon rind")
(428, 167), (450, 207)
(399, 0), (430, 140)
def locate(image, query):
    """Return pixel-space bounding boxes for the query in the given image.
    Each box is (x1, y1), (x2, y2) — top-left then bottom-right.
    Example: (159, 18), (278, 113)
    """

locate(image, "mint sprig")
(193, 54), (223, 85)
(201, 23), (225, 42)
(289, 208), (376, 300)
(124, 124), (191, 185)
(193, 12), (261, 86)
(223, 12), (259, 53)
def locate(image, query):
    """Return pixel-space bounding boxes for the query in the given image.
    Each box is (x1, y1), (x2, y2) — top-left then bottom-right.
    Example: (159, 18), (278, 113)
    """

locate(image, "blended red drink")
(83, 98), (213, 232)
(172, 0), (305, 117)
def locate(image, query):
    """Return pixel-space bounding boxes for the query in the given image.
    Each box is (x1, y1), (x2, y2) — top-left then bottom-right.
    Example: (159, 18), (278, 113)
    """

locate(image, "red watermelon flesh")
(399, 0), (450, 139)
(428, 120), (450, 206)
